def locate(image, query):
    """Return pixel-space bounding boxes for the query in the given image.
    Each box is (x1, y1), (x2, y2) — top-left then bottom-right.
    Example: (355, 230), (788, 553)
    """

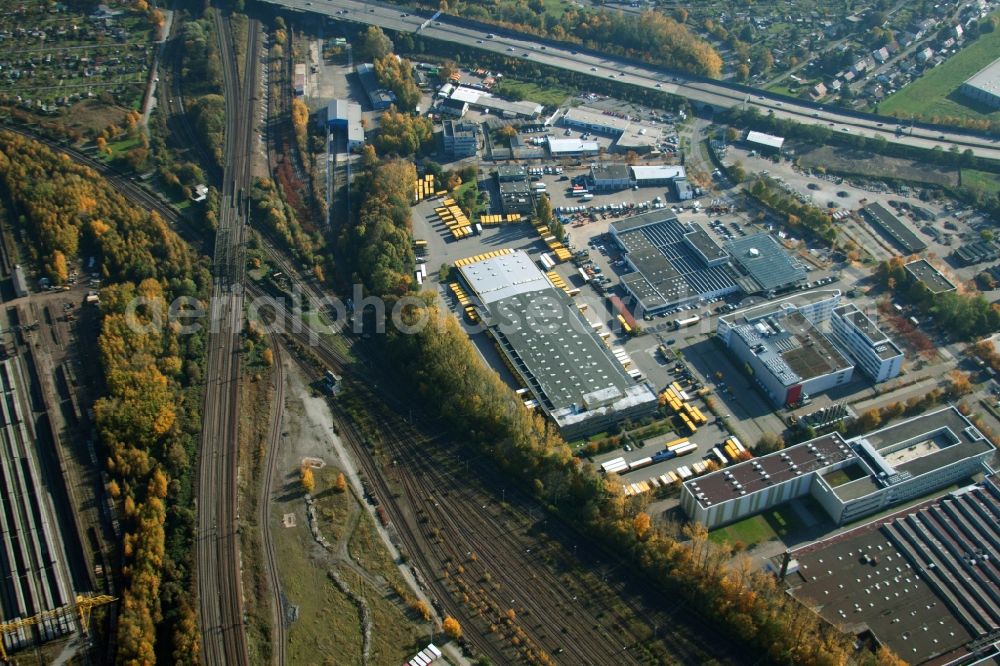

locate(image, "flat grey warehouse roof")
(904, 259), (956, 294)
(611, 212), (739, 310)
(963, 56), (1000, 99)
(458, 251), (646, 413)
(724, 234), (807, 292)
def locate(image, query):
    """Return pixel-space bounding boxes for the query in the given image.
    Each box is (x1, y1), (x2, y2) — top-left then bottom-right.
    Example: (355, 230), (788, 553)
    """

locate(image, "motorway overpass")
(259, 0), (1000, 161)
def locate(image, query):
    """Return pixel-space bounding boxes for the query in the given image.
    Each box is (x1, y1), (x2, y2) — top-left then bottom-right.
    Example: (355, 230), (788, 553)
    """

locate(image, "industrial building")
(952, 240), (999, 267)
(671, 177), (693, 201)
(442, 119), (478, 157)
(862, 202), (927, 253)
(446, 85), (543, 118)
(610, 212), (807, 314)
(787, 477), (1000, 665)
(723, 233), (807, 294)
(0, 358), (76, 652)
(681, 406), (995, 530)
(326, 99), (364, 149)
(960, 56), (1000, 109)
(546, 138), (600, 157)
(561, 107), (631, 136)
(590, 164), (634, 191)
(745, 130), (785, 152)
(356, 63), (396, 110)
(904, 259), (956, 294)
(829, 303), (904, 383)
(718, 292), (855, 407)
(495, 164), (527, 182)
(590, 164), (690, 195)
(455, 251), (658, 437)
(718, 292), (904, 404)
(494, 167), (535, 214)
(610, 213), (741, 313)
(629, 165), (686, 187)
(438, 97), (469, 117)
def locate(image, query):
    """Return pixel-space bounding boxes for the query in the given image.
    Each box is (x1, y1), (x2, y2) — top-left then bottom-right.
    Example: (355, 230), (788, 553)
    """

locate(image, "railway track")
(259, 334), (287, 666)
(0, 126), (190, 243)
(196, 10), (260, 666)
(250, 283), (737, 664)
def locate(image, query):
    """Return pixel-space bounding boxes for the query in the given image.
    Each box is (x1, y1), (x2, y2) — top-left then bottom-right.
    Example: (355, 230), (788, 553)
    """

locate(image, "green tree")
(359, 25), (393, 61)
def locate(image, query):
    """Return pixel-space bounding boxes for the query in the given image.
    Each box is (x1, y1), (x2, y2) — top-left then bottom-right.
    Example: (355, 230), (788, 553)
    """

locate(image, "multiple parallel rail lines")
(196, 11), (260, 666)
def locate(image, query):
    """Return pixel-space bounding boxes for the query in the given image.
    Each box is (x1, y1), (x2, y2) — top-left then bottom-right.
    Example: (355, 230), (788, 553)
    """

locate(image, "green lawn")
(709, 514), (776, 546)
(496, 78), (573, 108)
(962, 169), (1000, 196)
(454, 179), (487, 217)
(880, 19), (1000, 123)
(709, 504), (808, 546)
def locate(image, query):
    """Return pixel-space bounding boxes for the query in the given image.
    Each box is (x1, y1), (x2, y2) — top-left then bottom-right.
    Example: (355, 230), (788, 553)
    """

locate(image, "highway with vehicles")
(196, 11), (260, 666)
(262, 0), (1000, 161)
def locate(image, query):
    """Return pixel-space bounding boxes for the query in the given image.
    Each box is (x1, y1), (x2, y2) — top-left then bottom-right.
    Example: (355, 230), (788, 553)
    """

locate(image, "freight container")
(600, 457), (627, 473)
(672, 442), (698, 456)
(673, 314), (701, 330)
(665, 437), (689, 450)
(629, 456), (653, 471)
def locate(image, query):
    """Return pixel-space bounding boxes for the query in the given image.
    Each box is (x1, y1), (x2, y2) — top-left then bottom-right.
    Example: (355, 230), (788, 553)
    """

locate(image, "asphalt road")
(260, 0), (1000, 160)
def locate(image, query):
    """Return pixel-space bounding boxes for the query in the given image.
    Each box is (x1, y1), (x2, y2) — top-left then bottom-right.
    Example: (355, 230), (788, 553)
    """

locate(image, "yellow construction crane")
(0, 594), (116, 661)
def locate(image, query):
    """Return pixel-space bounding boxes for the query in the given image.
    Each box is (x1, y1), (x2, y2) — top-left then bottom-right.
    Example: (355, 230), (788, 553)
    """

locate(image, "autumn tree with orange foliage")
(442, 616), (462, 639)
(350, 156), (864, 666)
(290, 98), (310, 162)
(0, 132), (209, 663)
(300, 466), (315, 494)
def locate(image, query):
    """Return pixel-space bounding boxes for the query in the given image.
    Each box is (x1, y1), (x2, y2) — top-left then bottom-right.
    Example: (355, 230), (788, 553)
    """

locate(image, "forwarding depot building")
(455, 250), (657, 438)
(681, 406), (995, 530)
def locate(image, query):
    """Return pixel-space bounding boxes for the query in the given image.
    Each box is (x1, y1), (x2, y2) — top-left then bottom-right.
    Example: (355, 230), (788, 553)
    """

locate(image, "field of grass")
(496, 77), (573, 108)
(709, 504), (809, 546)
(962, 169), (1000, 196)
(314, 467), (353, 542)
(275, 518), (366, 665)
(709, 514), (776, 546)
(880, 20), (1000, 123)
(275, 464), (427, 665)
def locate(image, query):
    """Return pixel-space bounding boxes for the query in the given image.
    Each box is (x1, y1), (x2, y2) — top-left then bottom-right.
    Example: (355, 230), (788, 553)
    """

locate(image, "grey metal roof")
(461, 251), (550, 304)
(684, 223), (729, 264)
(458, 251), (643, 413)
(963, 56), (1000, 99)
(356, 63), (396, 108)
(904, 259), (956, 294)
(724, 233), (807, 292)
(612, 213), (739, 310)
(591, 164), (633, 182)
(863, 202), (927, 253)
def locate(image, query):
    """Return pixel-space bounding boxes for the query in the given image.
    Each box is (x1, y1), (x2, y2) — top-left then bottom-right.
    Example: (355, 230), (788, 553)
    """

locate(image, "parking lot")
(727, 144), (993, 282)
